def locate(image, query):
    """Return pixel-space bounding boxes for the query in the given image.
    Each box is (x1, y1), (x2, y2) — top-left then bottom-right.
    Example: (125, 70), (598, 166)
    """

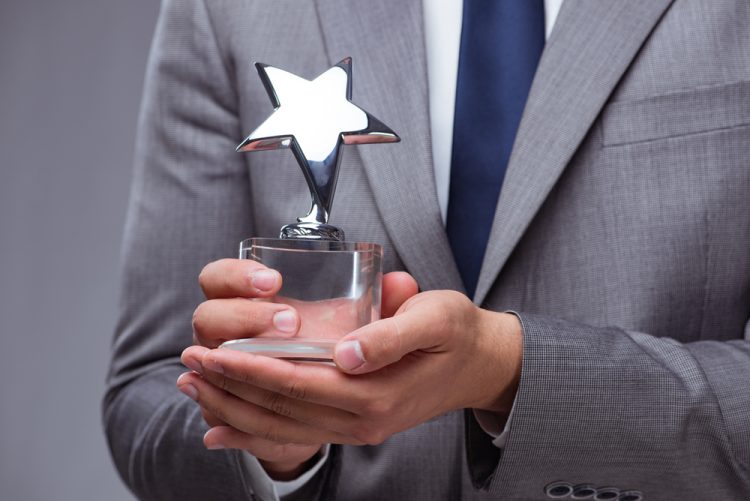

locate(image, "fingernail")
(183, 356), (202, 374)
(335, 340), (365, 371)
(273, 309), (297, 333)
(204, 430), (226, 450)
(251, 269), (279, 292)
(203, 357), (223, 375)
(178, 383), (198, 401)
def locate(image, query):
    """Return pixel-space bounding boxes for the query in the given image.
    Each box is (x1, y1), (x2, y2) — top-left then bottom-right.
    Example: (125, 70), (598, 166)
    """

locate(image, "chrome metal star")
(237, 57), (399, 239)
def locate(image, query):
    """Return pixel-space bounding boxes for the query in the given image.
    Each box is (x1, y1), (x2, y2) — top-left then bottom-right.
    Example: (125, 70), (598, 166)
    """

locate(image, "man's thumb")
(333, 313), (429, 374)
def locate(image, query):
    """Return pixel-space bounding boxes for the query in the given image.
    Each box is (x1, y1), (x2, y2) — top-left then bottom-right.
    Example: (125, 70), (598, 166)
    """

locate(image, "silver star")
(237, 58), (399, 227)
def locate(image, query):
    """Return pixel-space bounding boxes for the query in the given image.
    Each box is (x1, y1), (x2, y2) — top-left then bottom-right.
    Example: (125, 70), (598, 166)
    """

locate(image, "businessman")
(105, 0), (750, 499)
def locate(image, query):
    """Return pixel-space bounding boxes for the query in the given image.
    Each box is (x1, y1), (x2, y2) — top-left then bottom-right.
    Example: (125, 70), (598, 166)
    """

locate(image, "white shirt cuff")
(472, 394), (518, 449)
(239, 445), (330, 500)
(274, 445), (330, 497)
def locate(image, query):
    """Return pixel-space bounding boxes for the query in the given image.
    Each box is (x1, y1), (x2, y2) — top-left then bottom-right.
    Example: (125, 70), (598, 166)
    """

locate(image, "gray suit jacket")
(104, 0), (750, 499)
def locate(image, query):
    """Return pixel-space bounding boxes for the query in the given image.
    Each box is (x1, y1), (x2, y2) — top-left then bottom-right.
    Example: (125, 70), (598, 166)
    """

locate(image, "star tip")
(255, 62), (272, 80)
(236, 135), (261, 153)
(365, 115), (400, 141)
(381, 132), (401, 144)
(336, 57), (353, 70)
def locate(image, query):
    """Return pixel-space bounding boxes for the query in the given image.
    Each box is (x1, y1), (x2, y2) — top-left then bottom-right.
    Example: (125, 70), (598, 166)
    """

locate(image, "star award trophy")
(220, 58), (399, 362)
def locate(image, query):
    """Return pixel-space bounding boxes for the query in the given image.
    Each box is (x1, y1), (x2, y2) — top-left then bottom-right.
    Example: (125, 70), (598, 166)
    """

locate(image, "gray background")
(0, 1), (159, 499)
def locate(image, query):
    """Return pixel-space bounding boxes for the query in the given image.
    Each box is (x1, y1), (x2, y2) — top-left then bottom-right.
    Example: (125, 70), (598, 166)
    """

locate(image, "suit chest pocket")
(600, 80), (750, 147)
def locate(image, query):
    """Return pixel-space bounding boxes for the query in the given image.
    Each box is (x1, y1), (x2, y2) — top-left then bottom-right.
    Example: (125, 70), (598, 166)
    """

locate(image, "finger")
(203, 426), (322, 464)
(199, 361), (357, 433)
(177, 372), (357, 445)
(192, 298), (300, 348)
(199, 258), (282, 299)
(201, 348), (370, 412)
(381, 272), (419, 318)
(334, 294), (456, 374)
(182, 345), (210, 373)
(201, 406), (225, 428)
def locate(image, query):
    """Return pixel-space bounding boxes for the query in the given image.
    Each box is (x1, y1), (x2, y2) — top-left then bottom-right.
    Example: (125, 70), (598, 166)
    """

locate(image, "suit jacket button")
(618, 491), (643, 501)
(594, 487), (620, 500)
(571, 484), (597, 498)
(545, 481), (574, 498)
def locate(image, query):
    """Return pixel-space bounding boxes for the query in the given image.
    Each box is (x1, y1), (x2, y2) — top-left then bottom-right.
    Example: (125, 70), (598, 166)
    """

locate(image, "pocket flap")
(602, 81), (750, 146)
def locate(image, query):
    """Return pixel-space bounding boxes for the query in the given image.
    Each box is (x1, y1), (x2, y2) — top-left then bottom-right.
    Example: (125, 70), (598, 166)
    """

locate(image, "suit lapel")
(315, 0), (463, 292)
(473, 0), (676, 305)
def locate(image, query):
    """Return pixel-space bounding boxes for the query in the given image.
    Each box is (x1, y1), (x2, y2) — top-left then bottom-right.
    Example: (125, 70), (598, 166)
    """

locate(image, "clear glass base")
(220, 338), (336, 362)
(219, 238), (382, 361)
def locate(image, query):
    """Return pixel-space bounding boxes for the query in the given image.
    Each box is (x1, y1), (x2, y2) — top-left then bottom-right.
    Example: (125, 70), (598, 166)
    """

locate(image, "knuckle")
(363, 398), (393, 419)
(351, 423), (373, 445)
(348, 437), (367, 446)
(359, 387), (394, 416)
(283, 364), (307, 401)
(218, 374), (230, 392)
(367, 431), (388, 446)
(382, 318), (403, 355)
(263, 392), (293, 418)
(242, 302), (263, 329)
(443, 290), (474, 323)
(239, 368), (258, 387)
(191, 304), (207, 337)
(443, 289), (466, 303)
(223, 271), (238, 295)
(353, 422), (387, 446)
(259, 424), (282, 443)
(285, 379), (307, 401)
(198, 262), (214, 292)
(191, 301), (228, 347)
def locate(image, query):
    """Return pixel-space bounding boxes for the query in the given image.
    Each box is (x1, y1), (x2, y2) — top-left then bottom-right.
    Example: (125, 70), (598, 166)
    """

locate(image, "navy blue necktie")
(447, 0), (545, 297)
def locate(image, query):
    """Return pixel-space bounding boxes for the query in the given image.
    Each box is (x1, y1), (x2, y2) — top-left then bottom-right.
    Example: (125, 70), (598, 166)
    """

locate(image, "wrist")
(260, 446), (324, 481)
(474, 310), (523, 414)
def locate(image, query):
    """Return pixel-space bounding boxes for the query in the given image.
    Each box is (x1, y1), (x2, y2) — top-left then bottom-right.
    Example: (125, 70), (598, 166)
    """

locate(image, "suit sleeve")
(101, 1), (334, 499)
(466, 313), (750, 499)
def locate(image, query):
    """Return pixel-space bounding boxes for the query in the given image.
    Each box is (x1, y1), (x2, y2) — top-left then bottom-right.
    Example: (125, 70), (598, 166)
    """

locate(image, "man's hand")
(180, 287), (522, 451)
(177, 258), (418, 479)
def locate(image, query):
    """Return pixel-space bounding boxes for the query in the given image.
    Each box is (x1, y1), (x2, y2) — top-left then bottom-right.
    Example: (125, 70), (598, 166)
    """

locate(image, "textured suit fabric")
(104, 0), (750, 500)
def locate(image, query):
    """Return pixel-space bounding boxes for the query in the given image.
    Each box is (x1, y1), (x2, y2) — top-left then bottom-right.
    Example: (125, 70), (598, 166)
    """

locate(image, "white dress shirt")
(253, 0), (565, 497)
(425, 0), (563, 222)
